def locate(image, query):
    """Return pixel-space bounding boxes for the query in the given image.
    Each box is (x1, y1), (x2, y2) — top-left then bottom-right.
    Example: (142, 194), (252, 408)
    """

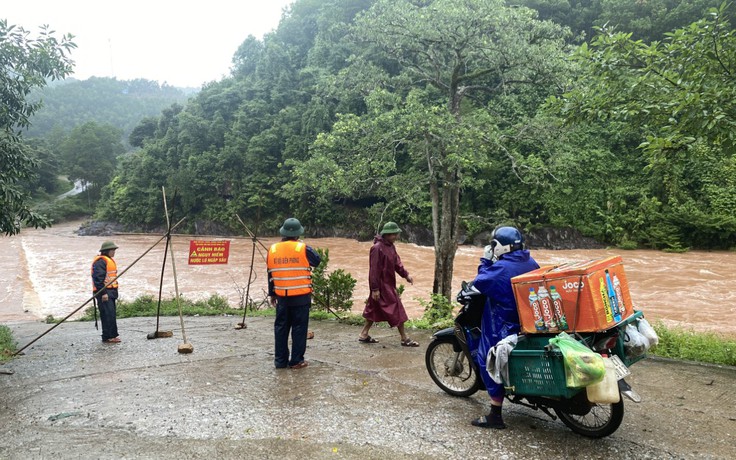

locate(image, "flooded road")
(1, 220), (734, 336)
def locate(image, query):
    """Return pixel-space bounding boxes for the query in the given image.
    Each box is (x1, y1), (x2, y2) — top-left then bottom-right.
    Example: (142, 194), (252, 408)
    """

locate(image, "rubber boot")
(471, 404), (506, 429)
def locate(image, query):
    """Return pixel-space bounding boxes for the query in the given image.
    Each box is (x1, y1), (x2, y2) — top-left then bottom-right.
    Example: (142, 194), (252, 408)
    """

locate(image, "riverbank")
(3, 220), (736, 337)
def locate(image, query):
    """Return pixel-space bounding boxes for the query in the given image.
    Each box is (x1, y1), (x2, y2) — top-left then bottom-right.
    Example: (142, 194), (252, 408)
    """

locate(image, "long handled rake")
(147, 187), (177, 339)
(160, 189), (192, 354)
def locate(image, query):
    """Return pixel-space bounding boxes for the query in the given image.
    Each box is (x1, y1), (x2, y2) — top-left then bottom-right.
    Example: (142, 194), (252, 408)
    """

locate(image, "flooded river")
(1, 221), (734, 337)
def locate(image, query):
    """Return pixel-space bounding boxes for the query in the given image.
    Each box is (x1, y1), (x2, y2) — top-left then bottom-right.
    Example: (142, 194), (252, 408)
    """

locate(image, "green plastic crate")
(506, 335), (582, 398)
(506, 311), (648, 397)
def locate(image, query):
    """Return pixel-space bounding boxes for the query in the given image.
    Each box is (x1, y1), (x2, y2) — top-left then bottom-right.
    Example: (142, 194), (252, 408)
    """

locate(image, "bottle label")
(613, 276), (627, 317)
(539, 295), (557, 331)
(529, 293), (546, 332)
(552, 296), (568, 330)
(600, 277), (613, 323)
(605, 270), (621, 322)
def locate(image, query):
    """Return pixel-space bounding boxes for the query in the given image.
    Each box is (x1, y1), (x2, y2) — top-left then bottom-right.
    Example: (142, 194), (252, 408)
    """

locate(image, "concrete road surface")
(1, 316), (735, 459)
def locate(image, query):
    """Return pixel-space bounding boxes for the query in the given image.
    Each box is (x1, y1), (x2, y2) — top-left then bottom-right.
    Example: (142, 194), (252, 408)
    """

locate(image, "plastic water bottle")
(599, 277), (614, 323)
(549, 286), (569, 330)
(605, 269), (621, 322)
(529, 288), (546, 332)
(613, 273), (627, 317)
(537, 286), (557, 331)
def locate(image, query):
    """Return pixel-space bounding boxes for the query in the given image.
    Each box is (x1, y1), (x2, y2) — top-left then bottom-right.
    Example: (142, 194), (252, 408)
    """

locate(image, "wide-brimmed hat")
(380, 221), (402, 235)
(279, 218), (304, 237)
(99, 241), (119, 252)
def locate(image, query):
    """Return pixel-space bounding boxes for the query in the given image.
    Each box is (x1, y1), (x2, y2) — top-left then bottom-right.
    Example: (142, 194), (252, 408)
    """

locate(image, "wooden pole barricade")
(161, 189), (192, 354)
(235, 214), (269, 330)
(147, 188), (177, 340)
(14, 217), (187, 356)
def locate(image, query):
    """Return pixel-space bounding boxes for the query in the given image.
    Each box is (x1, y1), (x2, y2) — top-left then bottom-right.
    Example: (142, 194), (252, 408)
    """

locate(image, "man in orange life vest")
(267, 218), (321, 369)
(92, 241), (121, 343)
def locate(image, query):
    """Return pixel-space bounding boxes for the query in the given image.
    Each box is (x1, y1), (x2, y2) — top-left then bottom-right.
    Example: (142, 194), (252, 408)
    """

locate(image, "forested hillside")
(88, 0), (734, 260)
(27, 77), (190, 142)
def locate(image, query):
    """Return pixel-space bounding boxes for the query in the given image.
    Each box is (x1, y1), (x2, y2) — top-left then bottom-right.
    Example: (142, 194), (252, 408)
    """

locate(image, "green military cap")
(380, 221), (402, 235)
(279, 218), (304, 237)
(100, 241), (119, 251)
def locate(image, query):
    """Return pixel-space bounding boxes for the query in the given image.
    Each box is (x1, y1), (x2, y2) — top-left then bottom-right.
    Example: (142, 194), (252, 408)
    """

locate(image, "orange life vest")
(91, 255), (118, 292)
(267, 240), (312, 297)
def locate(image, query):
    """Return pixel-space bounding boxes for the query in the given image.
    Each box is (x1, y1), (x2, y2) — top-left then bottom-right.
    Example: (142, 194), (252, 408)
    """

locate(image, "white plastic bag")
(637, 318), (659, 347)
(624, 324), (650, 358)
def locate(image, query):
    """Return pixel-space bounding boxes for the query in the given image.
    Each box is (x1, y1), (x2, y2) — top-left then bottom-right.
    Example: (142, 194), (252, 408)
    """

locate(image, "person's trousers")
(98, 298), (118, 341)
(274, 300), (310, 368)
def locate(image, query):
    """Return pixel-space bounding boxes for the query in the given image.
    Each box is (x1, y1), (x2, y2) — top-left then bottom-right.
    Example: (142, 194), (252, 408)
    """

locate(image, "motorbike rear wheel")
(554, 398), (624, 438)
(425, 337), (481, 397)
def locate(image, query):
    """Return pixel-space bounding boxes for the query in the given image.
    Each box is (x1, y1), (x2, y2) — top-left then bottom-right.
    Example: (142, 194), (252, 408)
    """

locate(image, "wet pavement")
(1, 316), (735, 459)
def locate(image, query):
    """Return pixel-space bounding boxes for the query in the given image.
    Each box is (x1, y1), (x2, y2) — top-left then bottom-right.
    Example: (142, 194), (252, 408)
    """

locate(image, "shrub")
(311, 248), (357, 314)
(201, 293), (230, 313)
(417, 293), (457, 330)
(0, 325), (17, 362)
(79, 294), (242, 320)
(617, 240), (638, 250)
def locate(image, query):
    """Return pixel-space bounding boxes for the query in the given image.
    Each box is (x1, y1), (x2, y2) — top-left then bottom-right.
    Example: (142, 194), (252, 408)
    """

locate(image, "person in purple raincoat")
(358, 221), (418, 347)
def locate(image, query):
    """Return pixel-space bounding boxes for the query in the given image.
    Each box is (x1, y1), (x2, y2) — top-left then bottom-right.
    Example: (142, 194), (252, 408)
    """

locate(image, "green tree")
(298, 0), (569, 298)
(21, 138), (63, 195)
(551, 5), (736, 248)
(59, 122), (125, 197)
(0, 20), (75, 235)
(558, 5), (736, 158)
(128, 116), (159, 148)
(27, 77), (187, 143)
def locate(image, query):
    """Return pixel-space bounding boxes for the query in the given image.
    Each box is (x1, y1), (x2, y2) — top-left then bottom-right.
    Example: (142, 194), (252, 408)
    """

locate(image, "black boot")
(471, 405), (506, 429)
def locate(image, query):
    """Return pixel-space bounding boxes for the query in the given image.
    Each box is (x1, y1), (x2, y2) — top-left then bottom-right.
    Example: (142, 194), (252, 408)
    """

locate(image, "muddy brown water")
(1, 220), (734, 337)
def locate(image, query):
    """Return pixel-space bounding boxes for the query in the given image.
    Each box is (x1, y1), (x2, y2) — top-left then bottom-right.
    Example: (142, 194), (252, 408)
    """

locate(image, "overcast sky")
(3, 0), (294, 88)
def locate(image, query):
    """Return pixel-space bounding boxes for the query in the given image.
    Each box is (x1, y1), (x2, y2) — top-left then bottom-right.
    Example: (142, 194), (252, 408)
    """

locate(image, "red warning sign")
(188, 240), (230, 265)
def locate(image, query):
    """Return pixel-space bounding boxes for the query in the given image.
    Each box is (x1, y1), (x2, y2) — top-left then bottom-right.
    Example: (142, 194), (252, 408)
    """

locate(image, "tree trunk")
(431, 163), (460, 300)
(429, 76), (463, 299)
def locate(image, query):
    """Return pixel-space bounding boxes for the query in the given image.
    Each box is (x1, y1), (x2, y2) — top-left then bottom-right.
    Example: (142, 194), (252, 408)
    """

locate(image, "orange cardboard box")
(511, 256), (634, 333)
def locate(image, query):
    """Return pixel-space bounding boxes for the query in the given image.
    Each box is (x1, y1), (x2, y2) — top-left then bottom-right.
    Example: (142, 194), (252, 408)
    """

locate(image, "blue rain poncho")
(472, 250), (540, 398)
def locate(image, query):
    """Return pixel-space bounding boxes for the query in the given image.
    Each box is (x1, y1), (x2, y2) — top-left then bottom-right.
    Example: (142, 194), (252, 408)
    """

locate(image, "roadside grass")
(22, 295), (736, 368)
(650, 322), (736, 366)
(0, 325), (17, 363)
(73, 294), (251, 321)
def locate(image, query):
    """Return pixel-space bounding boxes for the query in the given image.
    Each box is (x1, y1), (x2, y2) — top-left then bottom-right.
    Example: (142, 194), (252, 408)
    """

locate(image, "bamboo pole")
(14, 217), (186, 356)
(162, 189), (191, 353)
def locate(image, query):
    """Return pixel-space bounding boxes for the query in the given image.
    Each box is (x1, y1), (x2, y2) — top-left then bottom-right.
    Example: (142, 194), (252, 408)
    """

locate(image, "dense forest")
(18, 77), (188, 202)
(17, 0), (735, 292)
(27, 77), (190, 142)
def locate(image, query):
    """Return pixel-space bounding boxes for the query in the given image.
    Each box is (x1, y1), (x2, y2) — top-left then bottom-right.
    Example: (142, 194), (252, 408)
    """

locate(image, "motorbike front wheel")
(425, 337), (481, 397)
(554, 399), (625, 438)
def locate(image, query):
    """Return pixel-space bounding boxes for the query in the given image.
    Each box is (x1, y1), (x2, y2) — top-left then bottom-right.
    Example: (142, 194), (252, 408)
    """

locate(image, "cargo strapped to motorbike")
(504, 311), (646, 398)
(512, 256), (635, 334)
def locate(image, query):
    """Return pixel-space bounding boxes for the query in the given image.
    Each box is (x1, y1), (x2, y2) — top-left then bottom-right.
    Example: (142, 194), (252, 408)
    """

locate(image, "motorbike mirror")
(461, 280), (468, 290)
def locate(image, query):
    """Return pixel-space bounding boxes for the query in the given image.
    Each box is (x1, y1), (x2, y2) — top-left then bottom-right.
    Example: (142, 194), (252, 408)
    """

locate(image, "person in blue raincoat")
(471, 226), (540, 429)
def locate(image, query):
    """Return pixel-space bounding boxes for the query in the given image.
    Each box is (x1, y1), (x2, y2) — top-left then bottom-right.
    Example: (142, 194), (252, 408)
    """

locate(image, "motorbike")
(425, 280), (645, 438)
